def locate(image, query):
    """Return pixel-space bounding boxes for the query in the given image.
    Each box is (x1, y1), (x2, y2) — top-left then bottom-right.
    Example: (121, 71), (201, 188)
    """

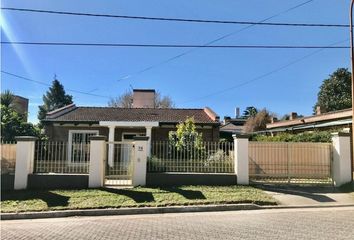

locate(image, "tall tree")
(108, 90), (175, 108)
(313, 68), (352, 113)
(242, 106), (258, 119)
(38, 78), (73, 121)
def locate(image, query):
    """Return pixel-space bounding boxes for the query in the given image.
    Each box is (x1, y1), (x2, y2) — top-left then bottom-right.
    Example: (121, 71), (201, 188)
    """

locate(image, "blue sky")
(1, 0), (350, 123)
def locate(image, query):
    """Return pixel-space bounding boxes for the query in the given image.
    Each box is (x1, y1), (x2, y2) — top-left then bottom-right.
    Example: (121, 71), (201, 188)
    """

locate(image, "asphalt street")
(2, 207), (354, 240)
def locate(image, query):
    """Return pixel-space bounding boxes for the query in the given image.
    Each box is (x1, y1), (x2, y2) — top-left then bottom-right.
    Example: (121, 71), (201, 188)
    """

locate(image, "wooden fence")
(1, 142), (16, 174)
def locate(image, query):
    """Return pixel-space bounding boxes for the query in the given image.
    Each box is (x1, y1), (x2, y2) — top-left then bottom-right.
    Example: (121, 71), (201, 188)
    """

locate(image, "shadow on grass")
(101, 188), (155, 203)
(160, 187), (206, 200)
(1, 190), (70, 207)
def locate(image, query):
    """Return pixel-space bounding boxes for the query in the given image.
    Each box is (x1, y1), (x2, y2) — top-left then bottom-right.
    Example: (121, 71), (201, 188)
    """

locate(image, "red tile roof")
(44, 106), (219, 124)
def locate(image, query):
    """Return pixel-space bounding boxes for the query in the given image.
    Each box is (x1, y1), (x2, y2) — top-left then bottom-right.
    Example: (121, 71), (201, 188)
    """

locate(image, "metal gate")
(249, 142), (333, 185)
(105, 142), (134, 186)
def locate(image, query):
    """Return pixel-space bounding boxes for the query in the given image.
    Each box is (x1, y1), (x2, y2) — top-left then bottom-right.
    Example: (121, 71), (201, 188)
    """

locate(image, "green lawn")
(1, 185), (276, 213)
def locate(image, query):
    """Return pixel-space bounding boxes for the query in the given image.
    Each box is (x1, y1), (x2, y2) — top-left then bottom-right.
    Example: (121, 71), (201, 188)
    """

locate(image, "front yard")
(1, 185), (276, 213)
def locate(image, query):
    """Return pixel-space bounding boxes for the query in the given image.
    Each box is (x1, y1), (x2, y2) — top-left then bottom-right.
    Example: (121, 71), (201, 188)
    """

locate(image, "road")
(2, 207), (354, 240)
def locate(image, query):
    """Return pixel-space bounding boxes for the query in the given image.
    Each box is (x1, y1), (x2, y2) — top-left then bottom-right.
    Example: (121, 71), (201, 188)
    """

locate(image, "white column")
(331, 132), (352, 187)
(108, 126), (115, 167)
(233, 134), (249, 185)
(132, 136), (149, 186)
(89, 136), (106, 188)
(14, 136), (36, 190)
(145, 126), (152, 157)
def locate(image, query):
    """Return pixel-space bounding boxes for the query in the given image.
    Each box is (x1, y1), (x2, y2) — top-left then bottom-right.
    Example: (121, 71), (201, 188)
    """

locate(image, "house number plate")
(138, 146), (143, 151)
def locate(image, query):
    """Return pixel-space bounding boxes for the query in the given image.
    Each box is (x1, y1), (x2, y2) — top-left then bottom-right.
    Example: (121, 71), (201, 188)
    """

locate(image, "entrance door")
(122, 133), (145, 162)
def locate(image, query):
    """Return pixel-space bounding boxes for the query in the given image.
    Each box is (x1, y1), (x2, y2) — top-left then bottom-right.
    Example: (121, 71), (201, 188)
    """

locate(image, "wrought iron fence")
(249, 142), (332, 185)
(148, 141), (234, 173)
(34, 141), (90, 174)
(105, 142), (134, 186)
(0, 141), (17, 174)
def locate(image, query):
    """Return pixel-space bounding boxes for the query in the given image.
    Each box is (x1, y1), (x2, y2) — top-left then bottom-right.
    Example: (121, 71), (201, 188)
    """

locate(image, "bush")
(251, 131), (333, 143)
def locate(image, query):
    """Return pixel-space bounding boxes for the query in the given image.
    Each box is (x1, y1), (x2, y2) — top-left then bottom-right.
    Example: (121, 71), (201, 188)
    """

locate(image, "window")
(68, 130), (99, 163)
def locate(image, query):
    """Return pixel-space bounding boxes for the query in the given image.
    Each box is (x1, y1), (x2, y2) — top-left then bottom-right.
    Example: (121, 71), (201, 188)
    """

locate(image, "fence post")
(88, 136), (107, 188)
(233, 134), (249, 185)
(331, 132), (352, 187)
(132, 136), (149, 187)
(14, 136), (36, 190)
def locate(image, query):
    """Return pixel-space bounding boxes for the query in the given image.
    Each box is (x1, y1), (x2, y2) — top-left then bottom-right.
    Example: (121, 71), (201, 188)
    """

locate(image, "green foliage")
(0, 90), (15, 108)
(38, 79), (73, 121)
(1, 105), (43, 141)
(168, 117), (205, 158)
(313, 68), (352, 113)
(251, 131), (332, 143)
(242, 106), (258, 119)
(169, 117), (203, 150)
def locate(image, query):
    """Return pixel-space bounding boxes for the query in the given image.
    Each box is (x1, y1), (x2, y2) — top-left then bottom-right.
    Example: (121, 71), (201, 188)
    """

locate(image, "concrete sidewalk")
(258, 185), (354, 206)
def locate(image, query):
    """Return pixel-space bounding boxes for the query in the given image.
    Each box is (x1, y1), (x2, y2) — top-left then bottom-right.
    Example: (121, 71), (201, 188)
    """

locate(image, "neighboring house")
(12, 95), (29, 122)
(220, 108), (247, 140)
(266, 108), (352, 134)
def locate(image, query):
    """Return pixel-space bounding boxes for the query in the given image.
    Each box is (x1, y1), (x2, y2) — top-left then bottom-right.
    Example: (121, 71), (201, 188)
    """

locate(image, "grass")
(0, 185), (276, 213)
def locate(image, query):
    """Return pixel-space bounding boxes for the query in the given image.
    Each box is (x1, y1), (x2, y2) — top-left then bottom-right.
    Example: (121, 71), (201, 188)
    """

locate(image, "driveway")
(2, 207), (354, 240)
(257, 185), (354, 206)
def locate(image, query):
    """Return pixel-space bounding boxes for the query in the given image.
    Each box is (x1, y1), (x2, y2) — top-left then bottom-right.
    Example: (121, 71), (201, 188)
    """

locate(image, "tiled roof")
(44, 106), (219, 124)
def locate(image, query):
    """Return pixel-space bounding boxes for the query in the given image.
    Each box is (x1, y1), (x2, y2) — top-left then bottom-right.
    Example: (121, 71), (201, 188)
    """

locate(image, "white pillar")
(89, 136), (107, 188)
(331, 132), (352, 187)
(14, 136), (36, 190)
(132, 136), (149, 186)
(108, 126), (115, 167)
(233, 134), (249, 185)
(145, 126), (152, 157)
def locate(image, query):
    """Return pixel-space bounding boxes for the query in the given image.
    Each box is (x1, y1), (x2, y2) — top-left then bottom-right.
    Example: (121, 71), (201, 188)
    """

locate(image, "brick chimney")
(132, 89), (155, 108)
(289, 112), (298, 120)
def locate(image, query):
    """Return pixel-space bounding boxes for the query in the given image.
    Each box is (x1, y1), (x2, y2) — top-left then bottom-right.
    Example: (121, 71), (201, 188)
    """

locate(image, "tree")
(0, 90), (14, 108)
(313, 68), (352, 113)
(108, 90), (175, 108)
(1, 91), (43, 141)
(243, 108), (274, 133)
(242, 106), (258, 119)
(38, 78), (73, 121)
(168, 117), (203, 158)
(108, 91), (133, 108)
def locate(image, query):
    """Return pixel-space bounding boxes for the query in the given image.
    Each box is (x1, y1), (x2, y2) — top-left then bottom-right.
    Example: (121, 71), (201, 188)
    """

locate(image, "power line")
(1, 41), (349, 49)
(180, 38), (349, 104)
(1, 6), (348, 28)
(117, 0), (316, 81)
(1, 71), (111, 99)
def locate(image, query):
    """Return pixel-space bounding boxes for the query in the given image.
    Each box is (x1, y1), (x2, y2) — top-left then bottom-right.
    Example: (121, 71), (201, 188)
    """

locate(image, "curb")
(3, 203), (354, 220)
(1, 204), (262, 220)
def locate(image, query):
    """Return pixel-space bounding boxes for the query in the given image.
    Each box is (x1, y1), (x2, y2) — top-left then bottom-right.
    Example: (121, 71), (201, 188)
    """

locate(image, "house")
(12, 95), (29, 122)
(42, 89), (220, 164)
(220, 108), (247, 140)
(266, 108), (352, 134)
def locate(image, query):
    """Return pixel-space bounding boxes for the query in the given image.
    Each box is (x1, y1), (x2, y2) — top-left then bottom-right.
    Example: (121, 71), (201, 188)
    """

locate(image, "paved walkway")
(2, 207), (354, 239)
(259, 185), (354, 206)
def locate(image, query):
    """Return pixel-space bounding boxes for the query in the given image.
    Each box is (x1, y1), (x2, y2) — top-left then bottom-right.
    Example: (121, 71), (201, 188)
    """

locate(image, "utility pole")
(350, 0), (354, 180)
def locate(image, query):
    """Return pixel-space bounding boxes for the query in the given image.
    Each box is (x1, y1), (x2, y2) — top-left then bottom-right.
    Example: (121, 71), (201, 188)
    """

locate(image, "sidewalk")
(258, 185), (354, 206)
